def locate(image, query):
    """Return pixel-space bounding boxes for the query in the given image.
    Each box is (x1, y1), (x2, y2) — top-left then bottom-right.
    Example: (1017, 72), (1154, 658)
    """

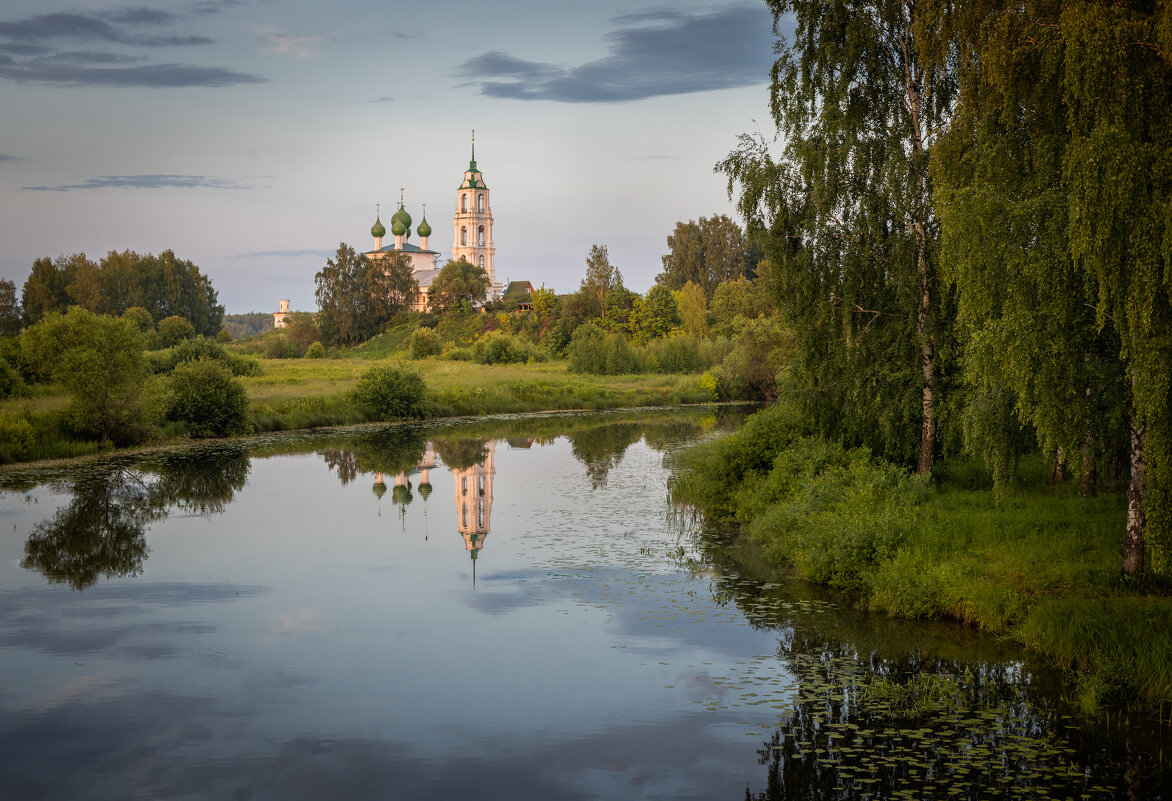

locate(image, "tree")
(21, 255), (78, 324)
(22, 308), (155, 446)
(631, 285), (681, 344)
(315, 243), (415, 347)
(113, 250), (223, 336)
(602, 285), (639, 336)
(352, 364), (427, 420)
(718, 0), (957, 473)
(657, 215), (752, 297)
(0, 279), (21, 336)
(675, 280), (708, 339)
(282, 311), (321, 355)
(165, 357), (250, 437)
(580, 245), (622, 319)
(935, 0), (1171, 575)
(711, 277), (771, 337)
(427, 258), (490, 313)
(157, 315), (196, 347)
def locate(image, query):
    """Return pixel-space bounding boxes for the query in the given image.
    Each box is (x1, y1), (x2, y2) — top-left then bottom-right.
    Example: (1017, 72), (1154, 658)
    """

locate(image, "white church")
(366, 136), (502, 312)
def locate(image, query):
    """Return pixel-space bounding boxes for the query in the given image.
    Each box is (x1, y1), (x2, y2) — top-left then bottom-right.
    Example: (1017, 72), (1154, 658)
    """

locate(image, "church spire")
(469, 129), (477, 171)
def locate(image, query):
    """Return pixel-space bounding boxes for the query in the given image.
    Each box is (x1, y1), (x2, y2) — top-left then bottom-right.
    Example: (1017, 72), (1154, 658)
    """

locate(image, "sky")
(0, 0), (780, 314)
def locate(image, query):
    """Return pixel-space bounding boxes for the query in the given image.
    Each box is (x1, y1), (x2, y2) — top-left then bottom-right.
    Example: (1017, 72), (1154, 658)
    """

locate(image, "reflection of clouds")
(36, 672), (119, 709)
(262, 608), (323, 641)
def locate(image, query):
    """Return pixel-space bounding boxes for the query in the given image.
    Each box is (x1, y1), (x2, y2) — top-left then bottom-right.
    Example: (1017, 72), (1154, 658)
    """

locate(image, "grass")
(3, 356), (720, 461)
(669, 404), (1172, 717)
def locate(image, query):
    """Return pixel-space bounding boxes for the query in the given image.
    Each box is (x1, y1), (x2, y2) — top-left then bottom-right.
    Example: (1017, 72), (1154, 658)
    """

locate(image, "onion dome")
(391, 218), (407, 237)
(391, 203), (411, 230)
(418, 482), (432, 501)
(371, 216), (386, 238)
(392, 484), (412, 505)
(417, 215), (432, 238)
(372, 481), (387, 500)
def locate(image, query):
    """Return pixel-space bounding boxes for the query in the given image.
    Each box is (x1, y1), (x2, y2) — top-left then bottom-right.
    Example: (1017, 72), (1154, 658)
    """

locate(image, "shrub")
(473, 332), (530, 365)
(305, 341), (327, 359)
(353, 364), (427, 420)
(265, 333), (300, 359)
(0, 359), (27, 399)
(157, 315), (196, 347)
(165, 357), (250, 437)
(642, 335), (715, 374)
(0, 415), (35, 462)
(567, 323), (637, 375)
(149, 337), (261, 377)
(442, 346), (474, 361)
(409, 327), (443, 359)
(215, 329), (234, 343)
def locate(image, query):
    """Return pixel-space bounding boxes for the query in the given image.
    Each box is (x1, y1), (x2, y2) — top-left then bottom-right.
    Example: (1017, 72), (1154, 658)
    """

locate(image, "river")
(0, 409), (1167, 799)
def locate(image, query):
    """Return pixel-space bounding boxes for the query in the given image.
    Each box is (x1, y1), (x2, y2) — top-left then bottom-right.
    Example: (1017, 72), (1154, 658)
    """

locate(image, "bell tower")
(452, 130), (499, 298)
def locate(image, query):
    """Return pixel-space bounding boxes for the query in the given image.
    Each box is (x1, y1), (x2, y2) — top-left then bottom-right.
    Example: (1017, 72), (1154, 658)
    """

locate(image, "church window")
(478, 476), (485, 496)
(462, 504), (468, 528)
(478, 500), (485, 529)
(461, 226), (467, 246)
(477, 194), (484, 213)
(461, 194), (467, 213)
(478, 255), (484, 269)
(478, 225), (485, 246)
(462, 476), (467, 495)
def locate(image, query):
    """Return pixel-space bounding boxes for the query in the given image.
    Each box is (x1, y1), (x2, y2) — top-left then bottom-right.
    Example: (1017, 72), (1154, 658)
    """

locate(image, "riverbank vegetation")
(670, 403), (1172, 714)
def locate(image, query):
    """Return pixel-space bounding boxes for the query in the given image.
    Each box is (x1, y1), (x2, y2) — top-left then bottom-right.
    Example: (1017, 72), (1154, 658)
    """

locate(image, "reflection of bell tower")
(451, 442), (495, 569)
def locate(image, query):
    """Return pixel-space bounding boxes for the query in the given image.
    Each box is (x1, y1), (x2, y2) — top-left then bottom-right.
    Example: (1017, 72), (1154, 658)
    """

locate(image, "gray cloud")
(455, 5), (773, 103)
(22, 174), (255, 191)
(366, 95), (394, 103)
(0, 7), (265, 88)
(0, 154), (17, 162)
(0, 60), (265, 87)
(0, 13), (210, 47)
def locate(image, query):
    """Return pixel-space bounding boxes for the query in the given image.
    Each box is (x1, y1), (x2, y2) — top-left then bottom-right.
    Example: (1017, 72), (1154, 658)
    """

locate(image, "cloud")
(366, 95), (394, 103)
(0, 154), (17, 162)
(455, 5), (773, 103)
(236, 249), (333, 259)
(0, 7), (265, 88)
(22, 174), (255, 191)
(255, 26), (325, 60)
(0, 60), (265, 87)
(0, 12), (210, 47)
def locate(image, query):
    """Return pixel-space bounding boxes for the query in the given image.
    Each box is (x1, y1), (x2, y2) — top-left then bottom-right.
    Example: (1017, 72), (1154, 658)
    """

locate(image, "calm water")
(0, 409), (1167, 800)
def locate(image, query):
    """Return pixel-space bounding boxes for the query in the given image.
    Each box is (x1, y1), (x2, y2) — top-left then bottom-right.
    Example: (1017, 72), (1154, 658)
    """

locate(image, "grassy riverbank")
(0, 358), (717, 463)
(669, 403), (1172, 718)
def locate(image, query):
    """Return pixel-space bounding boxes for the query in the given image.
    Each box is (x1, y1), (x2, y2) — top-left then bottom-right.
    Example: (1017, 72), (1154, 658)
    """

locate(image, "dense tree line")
(19, 250), (224, 336)
(720, 0), (1170, 576)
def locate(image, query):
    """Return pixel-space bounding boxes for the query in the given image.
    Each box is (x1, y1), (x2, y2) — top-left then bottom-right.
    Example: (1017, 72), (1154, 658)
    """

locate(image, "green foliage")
(121, 306), (154, 333)
(0, 415), (35, 461)
(579, 244), (622, 320)
(281, 312), (321, 355)
(657, 214), (755, 297)
(642, 335), (719, 375)
(0, 358), (27, 399)
(316, 244), (416, 347)
(715, 315), (793, 401)
(719, 0), (957, 473)
(674, 280), (708, 339)
(0, 279), (21, 336)
(165, 357), (250, 437)
(215, 329), (233, 343)
(427, 258), (490, 313)
(567, 323), (637, 375)
(149, 336), (261, 377)
(631, 285), (681, 344)
(305, 341), (327, 359)
(472, 332), (534, 365)
(221, 311), (273, 340)
(21, 308), (157, 445)
(352, 364), (427, 421)
(264, 333), (301, 359)
(710, 277), (771, 337)
(409, 327), (443, 359)
(156, 315), (196, 347)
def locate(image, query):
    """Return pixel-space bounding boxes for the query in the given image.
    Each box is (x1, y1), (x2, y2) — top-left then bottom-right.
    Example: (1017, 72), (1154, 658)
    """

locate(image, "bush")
(165, 357), (250, 437)
(442, 346), (474, 361)
(149, 337), (262, 377)
(642, 335), (716, 374)
(0, 359), (27, 399)
(352, 364), (427, 420)
(409, 327), (443, 359)
(157, 315), (196, 347)
(305, 341), (327, 358)
(472, 332), (531, 365)
(567, 323), (637, 375)
(215, 329), (234, 343)
(265, 333), (300, 359)
(0, 415), (35, 462)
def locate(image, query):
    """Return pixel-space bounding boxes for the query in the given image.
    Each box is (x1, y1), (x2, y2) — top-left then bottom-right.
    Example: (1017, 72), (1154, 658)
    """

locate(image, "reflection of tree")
(433, 437), (489, 471)
(351, 427), (428, 476)
(22, 448), (252, 591)
(22, 471), (162, 590)
(151, 446), (250, 515)
(567, 422), (643, 489)
(320, 449), (360, 485)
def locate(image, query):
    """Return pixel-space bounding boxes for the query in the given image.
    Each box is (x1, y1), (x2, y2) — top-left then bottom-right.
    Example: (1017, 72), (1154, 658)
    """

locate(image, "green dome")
(391, 219), (407, 237)
(418, 482), (432, 500)
(371, 216), (386, 238)
(391, 203), (411, 231)
(392, 484), (412, 505)
(417, 216), (432, 238)
(372, 481), (387, 500)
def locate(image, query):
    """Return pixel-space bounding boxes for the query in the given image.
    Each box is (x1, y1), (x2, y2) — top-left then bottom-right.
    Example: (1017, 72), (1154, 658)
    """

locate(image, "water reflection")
(19, 447), (250, 590)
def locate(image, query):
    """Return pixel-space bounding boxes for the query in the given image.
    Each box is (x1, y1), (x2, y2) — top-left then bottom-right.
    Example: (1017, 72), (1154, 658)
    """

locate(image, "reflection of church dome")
(418, 481), (432, 500)
(371, 216), (386, 238)
(373, 481), (387, 499)
(392, 484), (412, 505)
